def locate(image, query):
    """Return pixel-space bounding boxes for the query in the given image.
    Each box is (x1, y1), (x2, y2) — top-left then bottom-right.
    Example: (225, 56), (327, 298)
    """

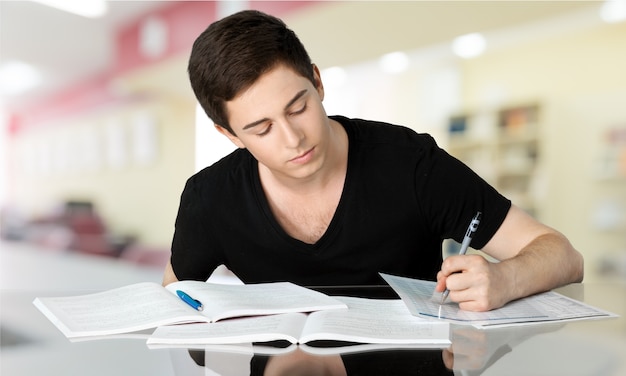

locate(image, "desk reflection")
(173, 323), (562, 376)
(180, 347), (452, 376)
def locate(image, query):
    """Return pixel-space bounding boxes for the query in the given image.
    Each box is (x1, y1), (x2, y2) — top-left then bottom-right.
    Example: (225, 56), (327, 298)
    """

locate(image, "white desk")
(2, 241), (625, 375)
(0, 241), (180, 375)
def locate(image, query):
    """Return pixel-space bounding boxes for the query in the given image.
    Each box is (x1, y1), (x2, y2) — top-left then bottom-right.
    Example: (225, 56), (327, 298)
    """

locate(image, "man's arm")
(436, 204), (584, 311)
(162, 261), (179, 286)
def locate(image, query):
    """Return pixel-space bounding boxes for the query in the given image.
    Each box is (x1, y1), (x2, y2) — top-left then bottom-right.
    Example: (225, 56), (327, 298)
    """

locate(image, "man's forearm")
(500, 231), (584, 302)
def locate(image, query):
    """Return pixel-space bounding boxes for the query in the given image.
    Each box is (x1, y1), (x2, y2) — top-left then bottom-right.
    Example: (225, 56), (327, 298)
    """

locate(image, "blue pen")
(441, 211), (482, 304)
(176, 290), (203, 311)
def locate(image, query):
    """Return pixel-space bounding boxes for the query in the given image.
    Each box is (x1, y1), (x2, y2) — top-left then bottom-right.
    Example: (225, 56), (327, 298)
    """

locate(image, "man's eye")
(290, 104), (306, 116)
(257, 125), (272, 136)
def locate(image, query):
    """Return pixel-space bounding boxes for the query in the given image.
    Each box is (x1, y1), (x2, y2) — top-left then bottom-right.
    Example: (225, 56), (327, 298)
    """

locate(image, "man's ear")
(215, 125), (245, 149)
(312, 64), (325, 101)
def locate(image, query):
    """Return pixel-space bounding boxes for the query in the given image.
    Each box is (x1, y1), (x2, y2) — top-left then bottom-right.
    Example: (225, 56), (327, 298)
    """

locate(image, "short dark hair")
(188, 10), (315, 134)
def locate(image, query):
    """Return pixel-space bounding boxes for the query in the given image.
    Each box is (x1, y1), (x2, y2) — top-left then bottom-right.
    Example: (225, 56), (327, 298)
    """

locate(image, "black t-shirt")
(171, 116), (511, 285)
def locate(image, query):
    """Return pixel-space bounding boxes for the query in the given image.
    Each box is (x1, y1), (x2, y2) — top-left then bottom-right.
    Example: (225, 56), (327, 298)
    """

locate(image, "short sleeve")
(413, 137), (511, 249)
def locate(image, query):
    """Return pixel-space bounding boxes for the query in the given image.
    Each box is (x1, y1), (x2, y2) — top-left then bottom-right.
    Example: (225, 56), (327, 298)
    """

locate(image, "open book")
(33, 280), (347, 339)
(380, 273), (618, 328)
(147, 296), (451, 351)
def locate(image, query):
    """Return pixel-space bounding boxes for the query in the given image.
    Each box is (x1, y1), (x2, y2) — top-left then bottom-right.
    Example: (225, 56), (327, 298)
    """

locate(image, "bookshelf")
(446, 103), (541, 218)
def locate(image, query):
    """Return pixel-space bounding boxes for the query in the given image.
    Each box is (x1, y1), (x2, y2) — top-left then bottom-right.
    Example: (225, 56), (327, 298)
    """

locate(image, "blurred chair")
(65, 209), (113, 256)
(27, 200), (121, 257)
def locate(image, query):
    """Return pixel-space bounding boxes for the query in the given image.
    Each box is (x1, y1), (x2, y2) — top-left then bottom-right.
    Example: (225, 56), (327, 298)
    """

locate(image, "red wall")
(9, 1), (318, 133)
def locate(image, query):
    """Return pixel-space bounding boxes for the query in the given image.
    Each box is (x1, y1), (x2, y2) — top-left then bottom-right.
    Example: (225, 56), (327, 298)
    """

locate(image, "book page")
(380, 273), (618, 327)
(298, 297), (450, 345)
(147, 298), (449, 348)
(167, 281), (347, 322)
(148, 313), (309, 345)
(33, 282), (205, 338)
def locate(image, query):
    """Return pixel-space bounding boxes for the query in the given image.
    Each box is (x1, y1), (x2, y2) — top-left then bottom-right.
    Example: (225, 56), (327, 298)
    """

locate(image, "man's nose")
(279, 120), (304, 148)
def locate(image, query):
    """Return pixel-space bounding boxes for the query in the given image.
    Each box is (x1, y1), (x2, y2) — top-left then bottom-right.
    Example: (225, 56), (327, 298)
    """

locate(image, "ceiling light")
(452, 33), (487, 59)
(379, 52), (410, 74)
(31, 0), (108, 18)
(0, 61), (42, 97)
(600, 0), (626, 23)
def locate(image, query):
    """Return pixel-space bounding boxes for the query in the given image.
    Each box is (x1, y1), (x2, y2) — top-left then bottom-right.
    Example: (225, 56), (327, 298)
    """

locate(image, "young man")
(163, 10), (583, 312)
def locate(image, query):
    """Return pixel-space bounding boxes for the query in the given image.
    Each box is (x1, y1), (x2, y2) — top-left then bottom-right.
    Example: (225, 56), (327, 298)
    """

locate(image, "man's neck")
(258, 118), (349, 244)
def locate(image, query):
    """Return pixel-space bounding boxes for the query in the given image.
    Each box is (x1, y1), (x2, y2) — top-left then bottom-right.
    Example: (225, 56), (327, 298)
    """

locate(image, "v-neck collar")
(249, 118), (355, 252)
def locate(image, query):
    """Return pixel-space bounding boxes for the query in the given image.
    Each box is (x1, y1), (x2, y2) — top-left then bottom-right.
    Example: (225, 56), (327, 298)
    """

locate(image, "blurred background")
(1, 0), (625, 283)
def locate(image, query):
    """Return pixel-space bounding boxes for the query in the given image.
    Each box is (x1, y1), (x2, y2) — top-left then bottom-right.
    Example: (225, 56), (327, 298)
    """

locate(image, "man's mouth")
(289, 147), (315, 164)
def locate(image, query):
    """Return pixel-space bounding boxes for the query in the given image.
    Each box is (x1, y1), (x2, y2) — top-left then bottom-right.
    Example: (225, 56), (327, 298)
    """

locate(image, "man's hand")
(436, 205), (584, 312)
(436, 254), (510, 311)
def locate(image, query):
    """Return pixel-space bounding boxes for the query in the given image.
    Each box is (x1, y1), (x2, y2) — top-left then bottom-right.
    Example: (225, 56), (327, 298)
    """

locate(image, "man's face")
(219, 64), (332, 181)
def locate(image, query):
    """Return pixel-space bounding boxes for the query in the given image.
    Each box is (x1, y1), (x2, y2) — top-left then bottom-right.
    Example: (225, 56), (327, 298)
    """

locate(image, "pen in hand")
(441, 211), (482, 304)
(177, 290), (204, 311)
